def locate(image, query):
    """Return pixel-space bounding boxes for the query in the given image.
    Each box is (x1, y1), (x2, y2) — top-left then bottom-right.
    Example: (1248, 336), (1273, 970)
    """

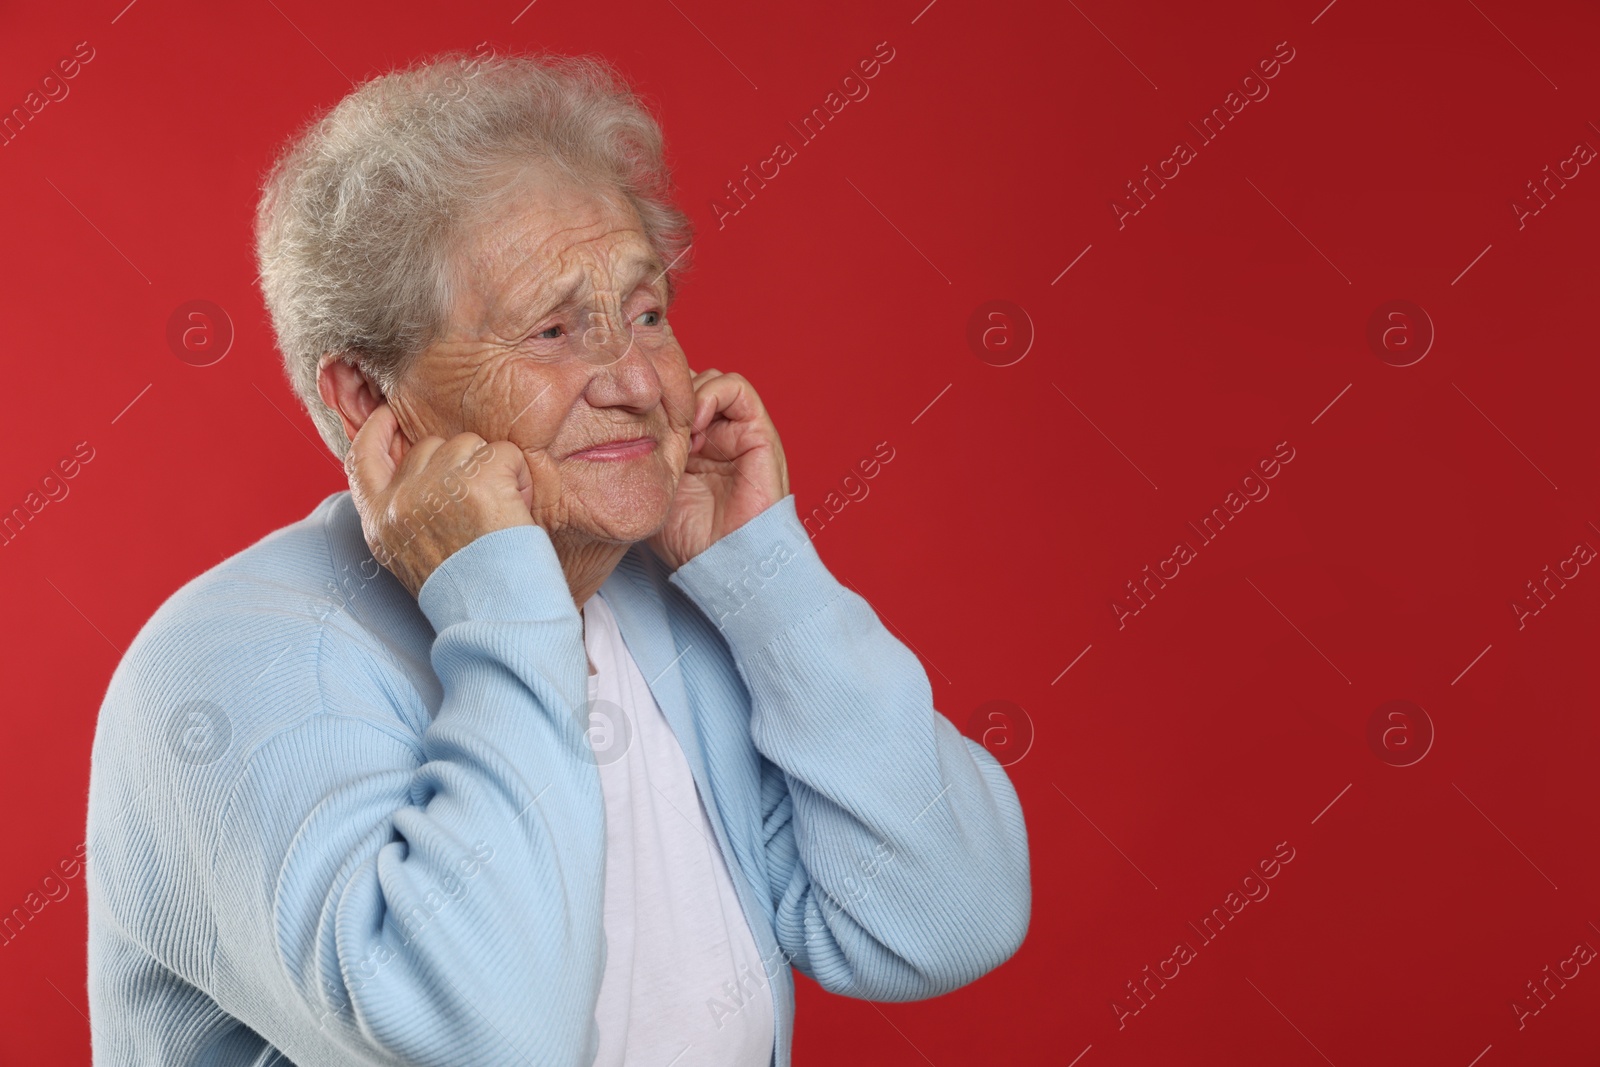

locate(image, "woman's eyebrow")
(631, 253), (669, 291)
(536, 272), (588, 316)
(526, 253), (668, 319)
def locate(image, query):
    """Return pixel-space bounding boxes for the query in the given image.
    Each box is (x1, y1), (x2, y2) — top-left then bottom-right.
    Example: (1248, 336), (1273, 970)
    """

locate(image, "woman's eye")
(534, 325), (563, 339)
(634, 309), (662, 327)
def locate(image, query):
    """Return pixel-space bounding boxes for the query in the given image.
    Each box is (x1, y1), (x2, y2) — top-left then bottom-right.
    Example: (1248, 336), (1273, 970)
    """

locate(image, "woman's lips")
(569, 436), (656, 461)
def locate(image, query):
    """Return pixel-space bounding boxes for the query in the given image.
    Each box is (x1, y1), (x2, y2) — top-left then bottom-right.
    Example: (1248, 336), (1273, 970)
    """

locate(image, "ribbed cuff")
(417, 524), (576, 631)
(667, 495), (843, 655)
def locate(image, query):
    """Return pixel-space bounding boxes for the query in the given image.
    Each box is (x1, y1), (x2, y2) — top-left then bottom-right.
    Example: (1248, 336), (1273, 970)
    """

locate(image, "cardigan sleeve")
(667, 495), (1032, 1001)
(204, 524), (606, 1066)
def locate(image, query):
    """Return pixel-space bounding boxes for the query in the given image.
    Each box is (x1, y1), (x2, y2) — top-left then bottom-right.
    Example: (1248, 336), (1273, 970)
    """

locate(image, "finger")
(469, 438), (536, 511)
(347, 404), (403, 499)
(430, 432), (495, 474)
(694, 372), (760, 431)
(394, 433), (445, 484)
(499, 442), (535, 511)
(421, 435), (514, 507)
(679, 368), (720, 422)
(386, 422), (410, 471)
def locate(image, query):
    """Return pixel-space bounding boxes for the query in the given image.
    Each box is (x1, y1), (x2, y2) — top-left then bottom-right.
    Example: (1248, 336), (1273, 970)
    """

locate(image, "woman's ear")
(316, 355), (386, 444)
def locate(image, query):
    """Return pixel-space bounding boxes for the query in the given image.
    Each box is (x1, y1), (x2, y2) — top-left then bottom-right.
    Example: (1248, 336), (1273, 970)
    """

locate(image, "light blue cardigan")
(86, 490), (1031, 1065)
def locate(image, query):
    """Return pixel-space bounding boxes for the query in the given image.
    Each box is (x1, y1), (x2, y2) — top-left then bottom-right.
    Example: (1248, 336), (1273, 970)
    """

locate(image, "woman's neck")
(550, 530), (631, 615)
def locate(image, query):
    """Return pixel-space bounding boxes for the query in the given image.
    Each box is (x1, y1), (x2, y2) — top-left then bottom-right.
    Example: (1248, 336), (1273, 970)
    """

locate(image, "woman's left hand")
(647, 368), (789, 570)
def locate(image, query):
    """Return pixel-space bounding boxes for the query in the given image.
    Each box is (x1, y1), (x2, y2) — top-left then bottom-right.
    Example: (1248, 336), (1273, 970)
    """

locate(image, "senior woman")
(85, 50), (1030, 1067)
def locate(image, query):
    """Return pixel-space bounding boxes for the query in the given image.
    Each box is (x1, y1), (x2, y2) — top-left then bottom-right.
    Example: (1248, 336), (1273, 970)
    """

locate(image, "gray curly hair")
(253, 47), (694, 459)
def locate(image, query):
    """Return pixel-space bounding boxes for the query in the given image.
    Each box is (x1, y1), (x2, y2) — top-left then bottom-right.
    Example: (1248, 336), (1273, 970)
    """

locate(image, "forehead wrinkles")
(487, 227), (645, 337)
(460, 188), (647, 329)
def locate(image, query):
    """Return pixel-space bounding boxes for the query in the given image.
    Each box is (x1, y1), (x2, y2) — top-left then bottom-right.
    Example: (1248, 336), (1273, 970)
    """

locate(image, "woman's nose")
(578, 328), (661, 411)
(576, 309), (636, 368)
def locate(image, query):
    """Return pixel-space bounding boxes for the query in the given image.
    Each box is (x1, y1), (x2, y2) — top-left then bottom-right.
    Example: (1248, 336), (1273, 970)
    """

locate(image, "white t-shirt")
(581, 591), (775, 1067)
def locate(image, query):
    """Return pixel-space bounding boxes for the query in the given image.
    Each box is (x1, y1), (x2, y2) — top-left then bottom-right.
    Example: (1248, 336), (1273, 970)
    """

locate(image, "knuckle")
(449, 433), (493, 466)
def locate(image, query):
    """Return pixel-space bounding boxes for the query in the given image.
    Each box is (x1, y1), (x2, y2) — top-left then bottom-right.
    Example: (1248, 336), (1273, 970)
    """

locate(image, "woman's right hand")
(345, 404), (556, 599)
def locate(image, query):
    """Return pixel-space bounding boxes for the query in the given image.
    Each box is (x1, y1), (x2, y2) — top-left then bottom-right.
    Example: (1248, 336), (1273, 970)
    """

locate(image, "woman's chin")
(570, 478), (677, 544)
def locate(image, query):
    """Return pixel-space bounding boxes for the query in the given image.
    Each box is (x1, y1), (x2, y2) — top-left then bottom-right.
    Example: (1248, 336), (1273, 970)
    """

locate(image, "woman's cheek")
(457, 353), (528, 439)
(670, 386), (697, 435)
(491, 361), (572, 445)
(658, 365), (695, 431)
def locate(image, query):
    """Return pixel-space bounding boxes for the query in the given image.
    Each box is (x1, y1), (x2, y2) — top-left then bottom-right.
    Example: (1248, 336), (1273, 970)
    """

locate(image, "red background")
(3, 0), (1598, 1063)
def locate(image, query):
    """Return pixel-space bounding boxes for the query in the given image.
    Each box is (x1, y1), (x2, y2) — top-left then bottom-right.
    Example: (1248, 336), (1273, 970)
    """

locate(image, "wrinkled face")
(388, 170), (694, 545)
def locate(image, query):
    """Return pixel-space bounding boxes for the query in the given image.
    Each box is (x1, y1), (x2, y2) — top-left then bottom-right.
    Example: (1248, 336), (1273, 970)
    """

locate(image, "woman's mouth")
(569, 436), (656, 461)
